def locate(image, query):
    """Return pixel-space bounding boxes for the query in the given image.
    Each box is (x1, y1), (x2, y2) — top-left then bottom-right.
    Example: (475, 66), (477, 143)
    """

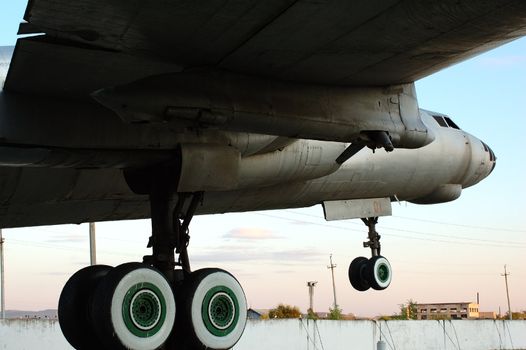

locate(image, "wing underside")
(5, 0), (526, 99)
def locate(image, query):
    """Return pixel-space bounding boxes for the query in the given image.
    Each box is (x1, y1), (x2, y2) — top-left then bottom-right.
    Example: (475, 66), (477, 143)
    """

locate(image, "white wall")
(1, 319), (525, 350)
(0, 319), (72, 350)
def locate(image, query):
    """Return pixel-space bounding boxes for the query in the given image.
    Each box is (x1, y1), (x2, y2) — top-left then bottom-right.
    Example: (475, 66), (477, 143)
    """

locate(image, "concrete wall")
(1, 319), (525, 350)
(0, 319), (71, 350)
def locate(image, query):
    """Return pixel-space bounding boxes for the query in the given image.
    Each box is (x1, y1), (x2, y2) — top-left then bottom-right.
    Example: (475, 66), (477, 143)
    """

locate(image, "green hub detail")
(122, 282), (166, 338)
(202, 286), (239, 337)
(376, 263), (390, 283)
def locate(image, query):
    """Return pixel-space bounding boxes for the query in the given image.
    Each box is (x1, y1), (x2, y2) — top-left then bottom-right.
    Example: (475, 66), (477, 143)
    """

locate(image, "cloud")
(45, 234), (87, 244)
(224, 228), (281, 240)
(35, 271), (68, 276)
(478, 55), (526, 67)
(192, 246), (324, 264)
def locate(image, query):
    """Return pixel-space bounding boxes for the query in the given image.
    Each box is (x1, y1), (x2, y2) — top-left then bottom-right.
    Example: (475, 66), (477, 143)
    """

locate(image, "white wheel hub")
(371, 257), (392, 289)
(110, 267), (176, 350)
(190, 271), (247, 349)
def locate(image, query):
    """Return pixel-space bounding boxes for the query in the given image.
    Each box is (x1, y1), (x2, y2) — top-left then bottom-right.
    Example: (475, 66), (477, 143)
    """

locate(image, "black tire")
(364, 256), (392, 290)
(348, 257), (370, 291)
(175, 268), (247, 350)
(58, 265), (112, 350)
(91, 262), (176, 350)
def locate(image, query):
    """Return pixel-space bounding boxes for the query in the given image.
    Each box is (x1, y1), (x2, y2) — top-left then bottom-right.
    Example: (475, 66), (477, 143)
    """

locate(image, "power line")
(378, 226), (526, 246)
(385, 232), (526, 249)
(284, 209), (526, 238)
(5, 238), (139, 258)
(255, 212), (526, 248)
(392, 215), (526, 233)
(284, 209), (526, 233)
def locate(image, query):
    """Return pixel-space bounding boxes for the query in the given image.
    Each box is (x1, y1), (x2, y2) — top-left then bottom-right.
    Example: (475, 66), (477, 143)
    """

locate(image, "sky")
(0, 3), (525, 318)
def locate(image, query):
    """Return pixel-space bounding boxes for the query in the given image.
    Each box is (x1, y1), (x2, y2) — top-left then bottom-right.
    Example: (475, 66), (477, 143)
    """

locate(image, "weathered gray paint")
(0, 1), (505, 229)
(323, 198), (392, 221)
(1, 319), (524, 350)
(92, 71), (432, 147)
(0, 111), (495, 228)
(7, 2), (526, 90)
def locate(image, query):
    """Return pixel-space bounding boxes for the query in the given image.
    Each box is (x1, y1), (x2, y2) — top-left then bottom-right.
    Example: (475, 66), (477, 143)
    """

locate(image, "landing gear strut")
(58, 166), (247, 350)
(348, 217), (392, 291)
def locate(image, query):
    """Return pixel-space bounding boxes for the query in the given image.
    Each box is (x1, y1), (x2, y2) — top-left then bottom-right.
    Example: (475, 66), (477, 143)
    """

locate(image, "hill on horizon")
(4, 309), (57, 319)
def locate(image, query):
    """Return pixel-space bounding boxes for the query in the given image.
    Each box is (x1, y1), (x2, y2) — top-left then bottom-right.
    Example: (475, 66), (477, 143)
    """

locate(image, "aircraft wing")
(5, 0), (526, 100)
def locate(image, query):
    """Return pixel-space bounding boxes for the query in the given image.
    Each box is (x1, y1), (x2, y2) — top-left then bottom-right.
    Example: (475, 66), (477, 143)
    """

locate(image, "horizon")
(0, 2), (525, 318)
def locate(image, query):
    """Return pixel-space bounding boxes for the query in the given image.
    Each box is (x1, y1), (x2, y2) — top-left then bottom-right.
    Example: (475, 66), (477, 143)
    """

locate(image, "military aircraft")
(0, 1), (523, 349)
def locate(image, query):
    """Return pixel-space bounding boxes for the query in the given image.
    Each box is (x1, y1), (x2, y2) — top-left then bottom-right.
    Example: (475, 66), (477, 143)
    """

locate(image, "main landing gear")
(58, 167), (247, 350)
(348, 217), (392, 291)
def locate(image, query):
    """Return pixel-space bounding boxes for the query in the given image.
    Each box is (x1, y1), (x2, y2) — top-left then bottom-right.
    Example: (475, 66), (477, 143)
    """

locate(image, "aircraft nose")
(482, 141), (497, 175)
(461, 137), (496, 189)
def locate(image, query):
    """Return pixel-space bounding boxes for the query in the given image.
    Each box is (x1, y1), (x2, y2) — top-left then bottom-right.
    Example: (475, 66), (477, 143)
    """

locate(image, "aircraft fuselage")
(0, 46), (495, 228)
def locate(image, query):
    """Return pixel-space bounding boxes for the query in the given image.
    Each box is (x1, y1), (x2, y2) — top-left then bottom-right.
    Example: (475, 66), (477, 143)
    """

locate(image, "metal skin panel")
(409, 184), (462, 204)
(8, 1), (526, 88)
(4, 39), (182, 100)
(0, 112), (496, 228)
(323, 198), (392, 221)
(237, 140), (344, 190)
(92, 70), (433, 147)
(178, 144), (241, 192)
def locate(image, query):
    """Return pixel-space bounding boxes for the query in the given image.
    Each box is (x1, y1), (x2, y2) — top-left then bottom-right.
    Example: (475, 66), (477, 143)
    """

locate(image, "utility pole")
(1, 229), (5, 319)
(89, 223), (97, 266)
(501, 265), (512, 321)
(307, 281), (318, 313)
(327, 254), (338, 309)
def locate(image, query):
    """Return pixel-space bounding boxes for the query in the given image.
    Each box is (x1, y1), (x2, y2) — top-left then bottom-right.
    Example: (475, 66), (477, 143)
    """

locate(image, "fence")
(1, 318), (525, 350)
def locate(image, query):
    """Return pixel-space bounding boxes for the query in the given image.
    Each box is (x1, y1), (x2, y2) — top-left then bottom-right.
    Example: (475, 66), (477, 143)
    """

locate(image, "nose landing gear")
(348, 217), (392, 291)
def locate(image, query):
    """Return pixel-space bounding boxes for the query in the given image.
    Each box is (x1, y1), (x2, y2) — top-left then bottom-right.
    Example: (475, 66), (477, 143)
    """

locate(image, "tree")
(503, 311), (526, 320)
(328, 305), (343, 320)
(399, 299), (418, 320)
(268, 304), (301, 319)
(307, 308), (319, 320)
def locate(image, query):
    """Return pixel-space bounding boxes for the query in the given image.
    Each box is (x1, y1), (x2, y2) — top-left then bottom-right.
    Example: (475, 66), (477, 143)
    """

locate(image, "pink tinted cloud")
(224, 227), (281, 240)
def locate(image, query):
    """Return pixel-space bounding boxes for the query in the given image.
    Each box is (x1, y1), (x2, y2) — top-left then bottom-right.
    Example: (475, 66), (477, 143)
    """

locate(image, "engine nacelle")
(176, 139), (344, 192)
(93, 70), (434, 149)
(408, 184), (462, 204)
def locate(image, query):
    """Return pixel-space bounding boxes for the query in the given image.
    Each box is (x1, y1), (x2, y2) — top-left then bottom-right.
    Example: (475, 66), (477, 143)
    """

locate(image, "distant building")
(478, 311), (497, 319)
(247, 309), (262, 320)
(416, 302), (479, 320)
(315, 312), (329, 319)
(247, 308), (270, 320)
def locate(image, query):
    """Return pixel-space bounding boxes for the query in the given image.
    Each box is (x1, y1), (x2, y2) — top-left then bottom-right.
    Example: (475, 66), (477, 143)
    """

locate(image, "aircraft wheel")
(176, 268), (247, 349)
(58, 265), (112, 350)
(365, 256), (392, 290)
(91, 262), (176, 350)
(348, 257), (370, 291)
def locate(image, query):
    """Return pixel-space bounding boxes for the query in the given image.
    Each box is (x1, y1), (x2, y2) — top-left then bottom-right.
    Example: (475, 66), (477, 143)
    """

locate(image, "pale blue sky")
(1, 2), (525, 317)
